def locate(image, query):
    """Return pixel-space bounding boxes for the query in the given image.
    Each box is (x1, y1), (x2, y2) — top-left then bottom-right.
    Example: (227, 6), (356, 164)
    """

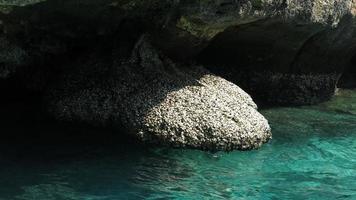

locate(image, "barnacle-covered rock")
(46, 36), (271, 151)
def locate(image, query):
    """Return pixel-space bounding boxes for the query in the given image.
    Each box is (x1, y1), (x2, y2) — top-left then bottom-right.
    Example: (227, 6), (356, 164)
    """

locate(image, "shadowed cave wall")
(1, 0), (356, 150)
(339, 55), (356, 89)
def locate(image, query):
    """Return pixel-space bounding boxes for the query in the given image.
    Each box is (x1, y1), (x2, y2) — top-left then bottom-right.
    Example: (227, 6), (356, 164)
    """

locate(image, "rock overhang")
(0, 0), (356, 150)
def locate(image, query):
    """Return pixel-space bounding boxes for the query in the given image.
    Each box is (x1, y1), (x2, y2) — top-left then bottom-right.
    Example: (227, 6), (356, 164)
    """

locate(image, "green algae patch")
(252, 0), (264, 10)
(0, 0), (46, 13)
(0, 5), (13, 14)
(0, 0), (46, 6)
(177, 16), (238, 40)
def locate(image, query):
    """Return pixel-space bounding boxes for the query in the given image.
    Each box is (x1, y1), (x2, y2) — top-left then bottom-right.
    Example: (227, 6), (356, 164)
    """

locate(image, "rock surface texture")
(1, 0), (356, 150)
(46, 37), (271, 151)
(0, 37), (28, 79)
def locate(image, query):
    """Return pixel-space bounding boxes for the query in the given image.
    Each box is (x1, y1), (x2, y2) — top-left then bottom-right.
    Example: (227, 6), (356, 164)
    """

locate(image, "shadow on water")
(0, 3), (356, 199)
(262, 89), (356, 132)
(0, 4), (230, 198)
(0, 91), (356, 199)
(0, 97), (200, 199)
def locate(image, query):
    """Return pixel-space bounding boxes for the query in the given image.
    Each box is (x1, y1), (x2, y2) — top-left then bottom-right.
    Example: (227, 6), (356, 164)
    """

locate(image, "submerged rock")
(46, 36), (271, 151)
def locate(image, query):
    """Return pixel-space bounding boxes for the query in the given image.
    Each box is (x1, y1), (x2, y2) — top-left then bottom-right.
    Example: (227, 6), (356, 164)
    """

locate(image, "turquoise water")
(0, 90), (356, 200)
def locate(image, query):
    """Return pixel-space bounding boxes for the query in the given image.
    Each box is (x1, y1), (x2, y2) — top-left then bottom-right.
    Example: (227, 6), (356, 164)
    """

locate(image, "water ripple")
(0, 90), (356, 199)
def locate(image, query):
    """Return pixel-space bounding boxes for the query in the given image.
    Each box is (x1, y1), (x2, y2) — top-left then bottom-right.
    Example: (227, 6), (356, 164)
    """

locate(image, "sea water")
(0, 90), (355, 200)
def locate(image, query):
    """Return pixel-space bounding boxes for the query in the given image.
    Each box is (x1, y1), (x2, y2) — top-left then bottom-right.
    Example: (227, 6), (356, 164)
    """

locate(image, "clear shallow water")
(0, 90), (356, 200)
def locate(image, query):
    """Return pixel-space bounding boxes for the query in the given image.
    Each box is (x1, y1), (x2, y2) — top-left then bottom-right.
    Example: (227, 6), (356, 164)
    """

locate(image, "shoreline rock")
(46, 36), (272, 151)
(1, 0), (356, 151)
(233, 72), (340, 106)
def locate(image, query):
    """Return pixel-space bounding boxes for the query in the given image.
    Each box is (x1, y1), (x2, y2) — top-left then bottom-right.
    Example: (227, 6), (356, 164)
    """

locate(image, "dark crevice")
(289, 29), (326, 73)
(338, 55), (356, 89)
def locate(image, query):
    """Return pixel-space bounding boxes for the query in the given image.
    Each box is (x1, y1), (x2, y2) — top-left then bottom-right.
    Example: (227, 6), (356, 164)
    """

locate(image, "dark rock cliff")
(0, 0), (356, 150)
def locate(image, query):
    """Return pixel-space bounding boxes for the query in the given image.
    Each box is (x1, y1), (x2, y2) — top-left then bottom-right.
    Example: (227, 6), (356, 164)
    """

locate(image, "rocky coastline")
(1, 0), (356, 151)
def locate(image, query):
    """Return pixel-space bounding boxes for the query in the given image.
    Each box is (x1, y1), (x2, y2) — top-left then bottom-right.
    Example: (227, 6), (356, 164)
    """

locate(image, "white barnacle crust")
(47, 36), (272, 151)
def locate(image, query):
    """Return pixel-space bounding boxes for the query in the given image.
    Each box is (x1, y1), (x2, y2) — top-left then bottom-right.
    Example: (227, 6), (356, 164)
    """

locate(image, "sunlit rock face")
(167, 0), (356, 104)
(176, 0), (355, 39)
(46, 37), (271, 151)
(1, 0), (356, 150)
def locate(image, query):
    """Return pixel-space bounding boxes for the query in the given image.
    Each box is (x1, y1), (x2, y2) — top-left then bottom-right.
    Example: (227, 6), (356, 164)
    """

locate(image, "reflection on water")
(0, 90), (356, 199)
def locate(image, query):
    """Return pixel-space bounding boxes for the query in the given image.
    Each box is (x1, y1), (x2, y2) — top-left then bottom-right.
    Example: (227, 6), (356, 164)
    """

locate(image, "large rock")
(46, 36), (271, 151)
(3, 0), (352, 105)
(2, 0), (355, 58)
(175, 0), (355, 39)
(1, 0), (356, 150)
(2, 0), (356, 76)
(198, 15), (356, 105)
